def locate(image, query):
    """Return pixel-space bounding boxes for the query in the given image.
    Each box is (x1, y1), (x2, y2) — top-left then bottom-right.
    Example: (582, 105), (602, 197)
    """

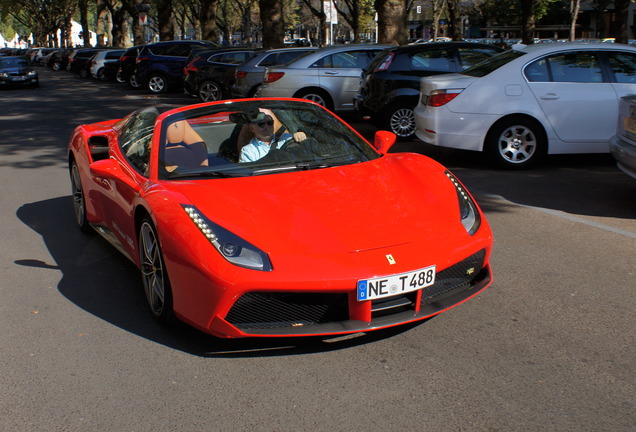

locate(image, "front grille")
(225, 292), (349, 330)
(422, 249), (486, 304)
(225, 249), (487, 333)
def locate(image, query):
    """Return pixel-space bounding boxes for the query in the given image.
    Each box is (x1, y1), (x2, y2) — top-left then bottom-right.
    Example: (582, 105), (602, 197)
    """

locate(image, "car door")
(92, 112), (155, 258)
(526, 50), (617, 143)
(315, 50), (379, 111)
(603, 50), (636, 100)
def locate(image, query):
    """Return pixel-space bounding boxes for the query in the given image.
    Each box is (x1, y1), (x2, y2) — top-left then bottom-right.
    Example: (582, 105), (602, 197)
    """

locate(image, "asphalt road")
(2, 68), (635, 432)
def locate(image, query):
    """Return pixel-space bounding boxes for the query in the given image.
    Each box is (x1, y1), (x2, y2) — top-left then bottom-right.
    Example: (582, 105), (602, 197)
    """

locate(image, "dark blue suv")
(133, 40), (218, 93)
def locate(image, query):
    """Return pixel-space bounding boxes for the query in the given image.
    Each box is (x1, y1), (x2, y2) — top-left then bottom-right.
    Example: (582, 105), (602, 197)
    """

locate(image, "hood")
(166, 154), (467, 274)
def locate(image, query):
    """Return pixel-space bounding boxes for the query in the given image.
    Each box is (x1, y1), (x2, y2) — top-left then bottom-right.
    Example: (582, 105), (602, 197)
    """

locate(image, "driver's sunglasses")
(256, 120), (274, 128)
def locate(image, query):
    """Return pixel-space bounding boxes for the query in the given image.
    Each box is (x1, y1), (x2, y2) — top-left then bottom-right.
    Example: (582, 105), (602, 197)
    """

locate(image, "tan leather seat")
(164, 120), (209, 171)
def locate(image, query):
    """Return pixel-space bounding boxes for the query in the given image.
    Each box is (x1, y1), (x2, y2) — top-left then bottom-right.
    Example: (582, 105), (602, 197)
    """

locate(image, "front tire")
(198, 80), (222, 102)
(70, 160), (90, 233)
(147, 73), (168, 94)
(485, 117), (546, 169)
(139, 217), (173, 322)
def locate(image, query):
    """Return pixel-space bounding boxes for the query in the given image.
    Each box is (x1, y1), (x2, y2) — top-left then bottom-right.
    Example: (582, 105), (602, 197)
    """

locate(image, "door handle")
(324, 71), (339, 75)
(540, 93), (559, 100)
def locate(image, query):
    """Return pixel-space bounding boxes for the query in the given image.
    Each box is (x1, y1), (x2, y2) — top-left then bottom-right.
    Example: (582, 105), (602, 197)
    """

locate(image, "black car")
(117, 45), (143, 87)
(0, 56), (39, 88)
(47, 49), (71, 70)
(133, 40), (219, 93)
(354, 42), (504, 139)
(101, 58), (122, 81)
(183, 47), (256, 101)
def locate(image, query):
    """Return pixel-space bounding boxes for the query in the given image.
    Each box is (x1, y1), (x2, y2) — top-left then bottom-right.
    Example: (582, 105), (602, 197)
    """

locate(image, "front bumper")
(211, 249), (492, 337)
(610, 134), (636, 179)
(0, 76), (38, 86)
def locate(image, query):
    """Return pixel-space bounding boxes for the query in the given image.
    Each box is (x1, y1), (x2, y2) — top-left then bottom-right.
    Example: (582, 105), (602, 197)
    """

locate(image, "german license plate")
(13, 76), (26, 81)
(357, 265), (436, 301)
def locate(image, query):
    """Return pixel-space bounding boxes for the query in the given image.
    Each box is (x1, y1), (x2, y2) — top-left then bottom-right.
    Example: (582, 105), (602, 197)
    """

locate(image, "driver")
(238, 111), (306, 163)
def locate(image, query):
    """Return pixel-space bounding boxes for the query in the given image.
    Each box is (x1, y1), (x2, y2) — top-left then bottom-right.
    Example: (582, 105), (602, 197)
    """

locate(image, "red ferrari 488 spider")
(68, 98), (493, 338)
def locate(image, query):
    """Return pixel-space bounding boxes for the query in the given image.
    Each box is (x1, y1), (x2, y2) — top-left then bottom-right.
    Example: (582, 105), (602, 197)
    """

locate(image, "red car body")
(68, 98), (493, 338)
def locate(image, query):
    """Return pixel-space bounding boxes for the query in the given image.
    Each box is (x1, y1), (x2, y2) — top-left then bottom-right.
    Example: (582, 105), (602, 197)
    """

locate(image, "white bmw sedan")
(414, 42), (636, 168)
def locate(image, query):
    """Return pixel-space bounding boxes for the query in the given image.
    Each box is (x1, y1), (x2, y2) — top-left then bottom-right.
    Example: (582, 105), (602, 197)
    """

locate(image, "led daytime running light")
(445, 171), (481, 235)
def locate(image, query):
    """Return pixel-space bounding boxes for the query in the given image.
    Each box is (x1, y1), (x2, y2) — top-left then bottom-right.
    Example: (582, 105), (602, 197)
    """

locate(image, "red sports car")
(68, 98), (493, 338)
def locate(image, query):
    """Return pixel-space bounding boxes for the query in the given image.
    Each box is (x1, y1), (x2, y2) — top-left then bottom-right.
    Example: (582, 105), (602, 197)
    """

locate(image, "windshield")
(461, 49), (526, 77)
(159, 100), (379, 180)
(0, 57), (29, 68)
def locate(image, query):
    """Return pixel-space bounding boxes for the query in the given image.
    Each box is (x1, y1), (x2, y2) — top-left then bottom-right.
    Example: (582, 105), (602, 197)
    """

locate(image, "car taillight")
(186, 57), (200, 73)
(136, 56), (149, 63)
(264, 71), (284, 83)
(373, 53), (394, 72)
(427, 89), (463, 107)
(235, 70), (247, 79)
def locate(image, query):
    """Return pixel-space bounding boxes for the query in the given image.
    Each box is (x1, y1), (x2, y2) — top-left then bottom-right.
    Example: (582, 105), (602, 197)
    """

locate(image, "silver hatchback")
(255, 44), (393, 112)
(232, 47), (317, 98)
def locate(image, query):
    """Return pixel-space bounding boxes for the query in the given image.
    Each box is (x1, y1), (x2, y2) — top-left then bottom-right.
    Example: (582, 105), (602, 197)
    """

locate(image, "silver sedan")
(255, 44), (393, 112)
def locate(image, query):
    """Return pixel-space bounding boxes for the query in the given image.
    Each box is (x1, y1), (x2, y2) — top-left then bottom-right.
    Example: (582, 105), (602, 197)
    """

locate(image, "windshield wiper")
(169, 169), (249, 179)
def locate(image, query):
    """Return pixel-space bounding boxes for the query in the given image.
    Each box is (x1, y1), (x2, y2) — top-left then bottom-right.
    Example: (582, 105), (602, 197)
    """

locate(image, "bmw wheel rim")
(498, 125), (536, 164)
(390, 108), (416, 137)
(140, 222), (165, 316)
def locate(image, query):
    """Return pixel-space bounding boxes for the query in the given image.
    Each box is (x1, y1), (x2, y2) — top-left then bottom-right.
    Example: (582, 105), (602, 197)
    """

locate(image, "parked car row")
(30, 40), (636, 173)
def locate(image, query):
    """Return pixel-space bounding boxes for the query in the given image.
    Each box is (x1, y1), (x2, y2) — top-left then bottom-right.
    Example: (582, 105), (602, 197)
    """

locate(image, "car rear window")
(462, 50), (526, 77)
(259, 50), (313, 67)
(410, 49), (454, 72)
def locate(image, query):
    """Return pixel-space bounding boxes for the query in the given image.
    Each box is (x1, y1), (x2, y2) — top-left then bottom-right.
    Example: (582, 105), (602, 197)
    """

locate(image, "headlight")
(0, 72), (7, 78)
(183, 205), (272, 271)
(27, 71), (37, 77)
(445, 171), (481, 235)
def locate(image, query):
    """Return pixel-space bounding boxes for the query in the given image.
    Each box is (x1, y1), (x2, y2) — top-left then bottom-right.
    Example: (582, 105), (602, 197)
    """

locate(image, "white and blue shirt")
(239, 133), (292, 163)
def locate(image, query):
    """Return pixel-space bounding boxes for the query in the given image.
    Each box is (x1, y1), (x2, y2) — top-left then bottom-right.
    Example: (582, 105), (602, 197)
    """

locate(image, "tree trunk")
(259, 0), (285, 49)
(520, 0), (535, 44)
(157, 0), (175, 41)
(569, 0), (580, 41)
(374, 0), (408, 45)
(200, 0), (219, 42)
(79, 0), (91, 47)
(447, 0), (463, 41)
(614, 0), (630, 44)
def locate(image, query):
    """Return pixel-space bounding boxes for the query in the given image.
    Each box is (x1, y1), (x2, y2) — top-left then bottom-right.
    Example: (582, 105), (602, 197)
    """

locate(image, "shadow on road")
(16, 196), (424, 357)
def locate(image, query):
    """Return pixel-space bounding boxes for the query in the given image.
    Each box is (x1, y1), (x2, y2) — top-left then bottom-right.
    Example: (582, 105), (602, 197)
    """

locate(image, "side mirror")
(373, 130), (396, 154)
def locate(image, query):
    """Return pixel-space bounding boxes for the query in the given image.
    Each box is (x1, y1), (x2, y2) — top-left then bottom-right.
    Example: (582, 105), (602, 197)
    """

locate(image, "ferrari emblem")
(386, 254), (396, 265)
(466, 267), (475, 276)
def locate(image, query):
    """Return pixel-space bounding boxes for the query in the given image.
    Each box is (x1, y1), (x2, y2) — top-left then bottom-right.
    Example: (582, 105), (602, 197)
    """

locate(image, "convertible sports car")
(68, 98), (493, 338)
